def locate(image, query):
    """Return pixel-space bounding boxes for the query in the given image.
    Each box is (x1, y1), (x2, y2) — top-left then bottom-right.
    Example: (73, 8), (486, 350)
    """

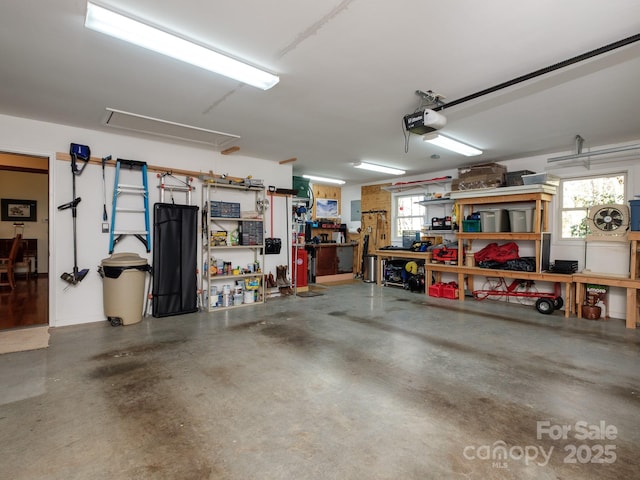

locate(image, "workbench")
(573, 273), (639, 329)
(375, 235), (640, 328)
(423, 262), (574, 318)
(373, 249), (430, 286)
(373, 250), (573, 317)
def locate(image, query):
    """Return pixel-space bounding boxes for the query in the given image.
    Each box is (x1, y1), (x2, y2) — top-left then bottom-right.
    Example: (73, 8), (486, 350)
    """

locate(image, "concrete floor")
(1, 282), (639, 480)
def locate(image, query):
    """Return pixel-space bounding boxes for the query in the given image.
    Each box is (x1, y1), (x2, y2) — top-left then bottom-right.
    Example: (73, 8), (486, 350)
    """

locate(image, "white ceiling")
(1, 0), (640, 185)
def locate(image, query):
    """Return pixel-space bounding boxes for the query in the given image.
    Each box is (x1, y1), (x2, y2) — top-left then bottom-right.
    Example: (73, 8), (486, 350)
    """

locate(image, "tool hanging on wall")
(157, 171), (195, 205)
(101, 155), (112, 231)
(57, 143), (91, 285)
(109, 159), (151, 254)
(361, 209), (388, 249)
(265, 191), (281, 255)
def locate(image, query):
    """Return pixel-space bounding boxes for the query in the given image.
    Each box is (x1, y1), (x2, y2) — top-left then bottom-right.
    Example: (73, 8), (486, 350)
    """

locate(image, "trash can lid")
(101, 252), (149, 267)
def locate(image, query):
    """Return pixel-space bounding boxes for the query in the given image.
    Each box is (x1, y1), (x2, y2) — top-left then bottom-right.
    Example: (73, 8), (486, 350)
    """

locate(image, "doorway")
(0, 152), (49, 330)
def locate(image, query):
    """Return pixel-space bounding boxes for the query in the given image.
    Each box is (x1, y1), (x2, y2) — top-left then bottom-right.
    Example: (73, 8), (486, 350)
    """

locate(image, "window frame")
(557, 171), (627, 242)
(392, 192), (426, 241)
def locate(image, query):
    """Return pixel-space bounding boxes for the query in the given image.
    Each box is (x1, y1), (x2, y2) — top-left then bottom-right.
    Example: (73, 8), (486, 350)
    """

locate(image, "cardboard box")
(451, 173), (505, 191)
(458, 162), (507, 179)
(210, 231), (228, 246)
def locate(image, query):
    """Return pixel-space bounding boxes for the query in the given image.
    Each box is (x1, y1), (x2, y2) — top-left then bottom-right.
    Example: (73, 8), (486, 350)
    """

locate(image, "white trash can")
(100, 253), (150, 326)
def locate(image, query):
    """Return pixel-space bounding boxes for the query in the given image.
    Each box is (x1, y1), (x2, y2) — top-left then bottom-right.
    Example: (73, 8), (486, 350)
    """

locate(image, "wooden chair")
(0, 234), (22, 289)
(13, 237), (32, 280)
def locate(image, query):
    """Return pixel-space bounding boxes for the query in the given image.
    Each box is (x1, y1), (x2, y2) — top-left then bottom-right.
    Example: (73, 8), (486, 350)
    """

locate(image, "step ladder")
(109, 159), (151, 254)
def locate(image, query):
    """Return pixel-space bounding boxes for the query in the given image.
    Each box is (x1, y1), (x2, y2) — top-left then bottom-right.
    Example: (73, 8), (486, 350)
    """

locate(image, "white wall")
(341, 141), (640, 319)
(0, 114), (292, 327)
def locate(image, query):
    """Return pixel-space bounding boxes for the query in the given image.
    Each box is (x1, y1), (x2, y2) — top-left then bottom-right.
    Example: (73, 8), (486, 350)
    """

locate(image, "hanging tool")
(157, 171), (195, 205)
(101, 155), (111, 232)
(58, 143), (91, 285)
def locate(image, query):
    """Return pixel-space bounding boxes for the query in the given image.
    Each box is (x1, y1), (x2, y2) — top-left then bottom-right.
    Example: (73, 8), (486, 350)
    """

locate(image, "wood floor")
(0, 275), (48, 330)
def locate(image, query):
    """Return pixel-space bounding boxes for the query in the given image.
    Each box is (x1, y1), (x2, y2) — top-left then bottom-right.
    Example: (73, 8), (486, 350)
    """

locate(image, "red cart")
(472, 276), (563, 314)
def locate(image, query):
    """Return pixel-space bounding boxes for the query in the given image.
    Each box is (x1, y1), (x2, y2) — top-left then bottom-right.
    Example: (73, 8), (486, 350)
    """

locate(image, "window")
(394, 194), (425, 238)
(560, 173), (625, 239)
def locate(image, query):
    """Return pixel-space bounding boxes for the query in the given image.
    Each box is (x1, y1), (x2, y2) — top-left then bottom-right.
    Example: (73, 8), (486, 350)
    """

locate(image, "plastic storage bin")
(462, 219), (481, 232)
(521, 172), (560, 186)
(509, 208), (534, 232)
(100, 253), (150, 326)
(479, 209), (510, 232)
(505, 170), (535, 186)
(630, 199), (640, 231)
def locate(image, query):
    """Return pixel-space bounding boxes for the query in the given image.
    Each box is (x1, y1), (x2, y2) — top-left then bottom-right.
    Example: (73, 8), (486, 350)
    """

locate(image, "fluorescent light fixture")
(302, 174), (345, 185)
(354, 162), (405, 175)
(423, 133), (482, 156)
(85, 2), (279, 90)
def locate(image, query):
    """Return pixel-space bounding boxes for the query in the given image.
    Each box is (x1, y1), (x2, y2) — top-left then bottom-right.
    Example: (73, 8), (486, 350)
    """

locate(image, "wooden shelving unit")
(453, 189), (553, 273)
(630, 231), (640, 280)
(375, 185), (640, 328)
(202, 183), (266, 311)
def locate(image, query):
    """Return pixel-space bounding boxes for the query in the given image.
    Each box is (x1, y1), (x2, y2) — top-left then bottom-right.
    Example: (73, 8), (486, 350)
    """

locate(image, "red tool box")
(432, 246), (458, 263)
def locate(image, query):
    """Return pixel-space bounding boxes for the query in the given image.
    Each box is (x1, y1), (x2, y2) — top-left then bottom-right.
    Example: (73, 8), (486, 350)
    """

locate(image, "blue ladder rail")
(109, 159), (151, 254)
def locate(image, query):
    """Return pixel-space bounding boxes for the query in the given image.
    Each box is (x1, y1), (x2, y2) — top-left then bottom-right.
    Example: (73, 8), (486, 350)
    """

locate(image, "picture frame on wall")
(316, 198), (339, 218)
(1, 198), (37, 222)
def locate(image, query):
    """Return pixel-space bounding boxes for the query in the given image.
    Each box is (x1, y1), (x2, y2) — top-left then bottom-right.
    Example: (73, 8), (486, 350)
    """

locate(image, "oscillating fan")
(585, 204), (629, 242)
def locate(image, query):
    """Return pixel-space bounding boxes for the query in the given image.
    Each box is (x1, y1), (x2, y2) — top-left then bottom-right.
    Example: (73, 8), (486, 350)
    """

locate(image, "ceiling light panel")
(423, 133), (482, 156)
(302, 174), (345, 185)
(85, 2), (279, 90)
(354, 162), (405, 175)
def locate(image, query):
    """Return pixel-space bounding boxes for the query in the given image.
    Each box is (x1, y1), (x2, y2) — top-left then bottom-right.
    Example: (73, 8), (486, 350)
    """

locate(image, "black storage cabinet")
(152, 203), (199, 317)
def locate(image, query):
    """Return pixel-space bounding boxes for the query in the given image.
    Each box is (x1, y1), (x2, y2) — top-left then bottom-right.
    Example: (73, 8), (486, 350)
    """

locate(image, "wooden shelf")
(209, 245), (263, 250)
(630, 231), (640, 280)
(573, 272), (639, 329)
(417, 198), (453, 206)
(382, 176), (452, 193)
(450, 184), (557, 201)
(210, 217), (263, 222)
(456, 232), (542, 241)
(208, 273), (264, 281)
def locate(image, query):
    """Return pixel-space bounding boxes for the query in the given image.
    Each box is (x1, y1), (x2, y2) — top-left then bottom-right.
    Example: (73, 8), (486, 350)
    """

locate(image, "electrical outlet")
(102, 223), (109, 233)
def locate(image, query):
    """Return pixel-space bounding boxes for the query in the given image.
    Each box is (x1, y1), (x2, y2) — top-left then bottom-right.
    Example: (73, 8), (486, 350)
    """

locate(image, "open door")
(0, 152), (49, 330)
